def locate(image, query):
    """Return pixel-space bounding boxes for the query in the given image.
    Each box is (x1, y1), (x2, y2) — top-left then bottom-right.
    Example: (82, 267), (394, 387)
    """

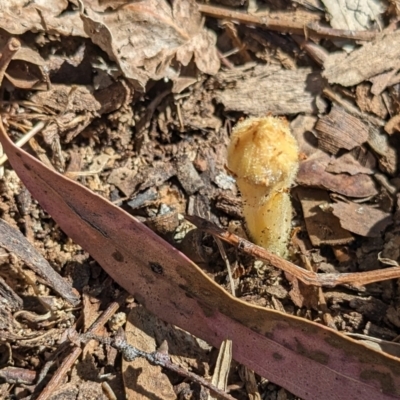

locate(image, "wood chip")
(290, 115), (318, 157)
(0, 276), (23, 311)
(108, 163), (175, 197)
(369, 69), (398, 96)
(0, 219), (79, 306)
(323, 30), (400, 87)
(176, 157), (205, 195)
(215, 64), (323, 115)
(315, 105), (369, 154)
(326, 150), (376, 175)
(355, 83), (388, 119)
(384, 114), (400, 135)
(331, 201), (392, 237)
(367, 128), (398, 175)
(123, 306), (176, 400)
(208, 339), (232, 400)
(297, 188), (354, 246)
(94, 81), (129, 114)
(297, 154), (378, 198)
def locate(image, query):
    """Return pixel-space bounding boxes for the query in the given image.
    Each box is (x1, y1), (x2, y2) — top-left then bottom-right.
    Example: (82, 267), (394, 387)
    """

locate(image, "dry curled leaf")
(80, 0), (220, 88)
(0, 0), (85, 37)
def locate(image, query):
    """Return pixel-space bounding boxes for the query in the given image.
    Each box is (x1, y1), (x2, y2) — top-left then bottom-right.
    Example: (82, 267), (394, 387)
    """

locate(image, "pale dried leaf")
(0, 0), (86, 36)
(321, 0), (385, 31)
(346, 333), (400, 358)
(80, 0), (220, 88)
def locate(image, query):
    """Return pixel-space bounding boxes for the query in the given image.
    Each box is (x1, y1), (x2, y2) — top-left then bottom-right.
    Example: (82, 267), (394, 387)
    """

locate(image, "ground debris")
(315, 105), (369, 154)
(297, 153), (378, 197)
(215, 64), (323, 115)
(0, 218), (79, 305)
(331, 201), (393, 237)
(325, 148), (376, 175)
(296, 188), (354, 246)
(323, 30), (400, 87)
(81, 0), (220, 88)
(1, 2), (400, 400)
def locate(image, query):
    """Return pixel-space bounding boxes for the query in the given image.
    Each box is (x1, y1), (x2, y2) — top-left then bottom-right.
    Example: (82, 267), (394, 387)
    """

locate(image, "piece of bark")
(367, 128), (398, 175)
(215, 64), (323, 115)
(323, 30), (400, 87)
(290, 115), (318, 157)
(0, 219), (80, 306)
(0, 367), (37, 385)
(147, 211), (179, 236)
(287, 274), (319, 310)
(127, 188), (158, 210)
(355, 83), (388, 120)
(297, 188), (354, 246)
(326, 149), (376, 175)
(0, 276), (23, 311)
(176, 157), (205, 195)
(315, 105), (369, 154)
(370, 69), (399, 96)
(297, 154), (378, 198)
(384, 114), (400, 135)
(107, 166), (137, 197)
(122, 307), (176, 400)
(94, 81), (128, 114)
(108, 163), (175, 197)
(214, 193), (243, 219)
(331, 201), (392, 237)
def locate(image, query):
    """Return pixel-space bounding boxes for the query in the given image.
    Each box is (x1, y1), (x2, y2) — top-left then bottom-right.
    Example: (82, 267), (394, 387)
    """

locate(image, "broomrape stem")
(227, 116), (299, 258)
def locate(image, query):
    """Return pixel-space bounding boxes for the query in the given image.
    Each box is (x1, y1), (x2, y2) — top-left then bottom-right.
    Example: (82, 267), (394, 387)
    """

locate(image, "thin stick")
(0, 121), (46, 166)
(215, 236), (235, 296)
(198, 4), (377, 41)
(198, 4), (314, 36)
(186, 215), (400, 288)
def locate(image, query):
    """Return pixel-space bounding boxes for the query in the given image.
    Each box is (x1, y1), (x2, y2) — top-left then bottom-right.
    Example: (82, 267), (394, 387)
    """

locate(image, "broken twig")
(186, 215), (400, 288)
